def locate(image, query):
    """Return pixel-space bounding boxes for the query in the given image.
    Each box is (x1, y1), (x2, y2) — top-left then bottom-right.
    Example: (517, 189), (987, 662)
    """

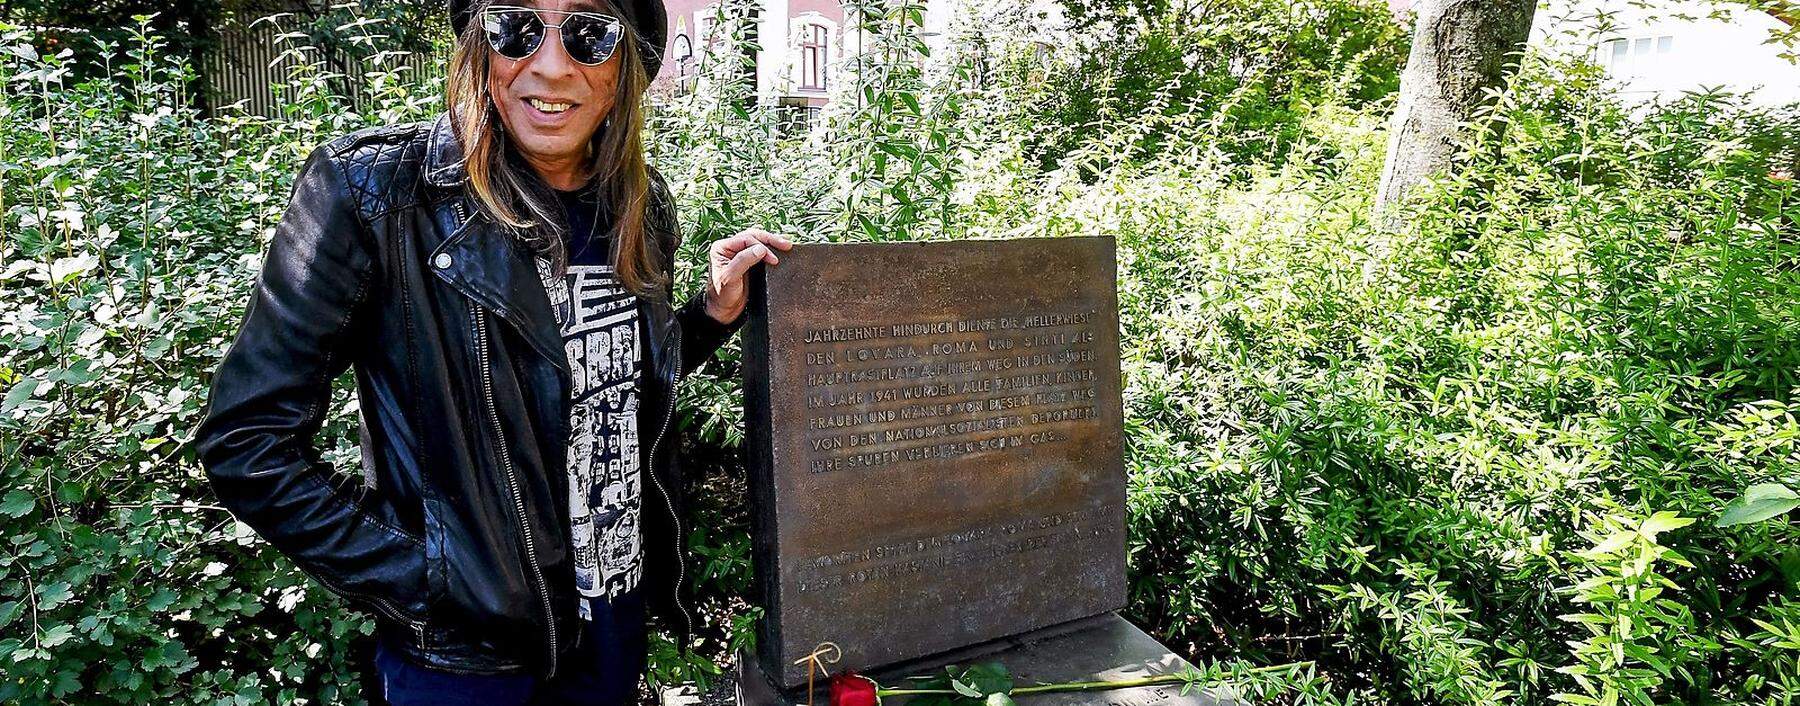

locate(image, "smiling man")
(193, 1), (795, 704)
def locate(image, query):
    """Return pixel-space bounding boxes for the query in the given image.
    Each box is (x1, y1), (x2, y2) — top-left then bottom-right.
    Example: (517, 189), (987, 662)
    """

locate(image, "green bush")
(5, 4), (1800, 706)
(1025, 0), (1408, 172)
(1092, 54), (1800, 704)
(0, 15), (448, 704)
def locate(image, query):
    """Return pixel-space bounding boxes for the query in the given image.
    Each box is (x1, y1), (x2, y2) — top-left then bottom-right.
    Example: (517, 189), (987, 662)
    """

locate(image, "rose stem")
(876, 662), (1313, 698)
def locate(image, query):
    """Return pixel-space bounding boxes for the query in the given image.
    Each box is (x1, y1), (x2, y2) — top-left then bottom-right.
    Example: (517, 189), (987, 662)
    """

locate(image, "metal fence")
(201, 16), (445, 117)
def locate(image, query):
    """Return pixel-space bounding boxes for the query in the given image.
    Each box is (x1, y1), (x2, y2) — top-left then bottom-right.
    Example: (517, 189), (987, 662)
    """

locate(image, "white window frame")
(787, 12), (838, 96)
(1597, 34), (1675, 72)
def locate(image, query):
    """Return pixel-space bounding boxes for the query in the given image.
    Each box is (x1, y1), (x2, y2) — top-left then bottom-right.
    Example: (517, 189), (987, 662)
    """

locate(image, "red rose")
(829, 673), (880, 706)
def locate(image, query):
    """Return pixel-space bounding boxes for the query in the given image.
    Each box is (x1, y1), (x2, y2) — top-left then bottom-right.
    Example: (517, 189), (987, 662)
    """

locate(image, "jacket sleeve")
(194, 143), (428, 626)
(649, 169), (745, 375)
(677, 292), (742, 376)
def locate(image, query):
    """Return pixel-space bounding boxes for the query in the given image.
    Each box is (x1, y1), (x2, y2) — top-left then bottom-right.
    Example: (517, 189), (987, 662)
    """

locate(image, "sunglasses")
(482, 5), (626, 66)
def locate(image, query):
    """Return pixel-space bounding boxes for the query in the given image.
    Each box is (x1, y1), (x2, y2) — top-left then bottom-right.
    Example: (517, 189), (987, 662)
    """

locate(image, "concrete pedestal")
(734, 613), (1236, 706)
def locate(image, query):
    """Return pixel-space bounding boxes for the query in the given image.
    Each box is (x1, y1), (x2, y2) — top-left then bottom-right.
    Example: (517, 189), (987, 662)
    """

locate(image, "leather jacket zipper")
(455, 199), (560, 678)
(473, 306), (561, 678)
(645, 326), (695, 638)
(298, 562), (425, 646)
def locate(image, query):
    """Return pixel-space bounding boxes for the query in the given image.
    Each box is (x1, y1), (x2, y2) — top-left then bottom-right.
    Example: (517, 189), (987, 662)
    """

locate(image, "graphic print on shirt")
(537, 258), (644, 615)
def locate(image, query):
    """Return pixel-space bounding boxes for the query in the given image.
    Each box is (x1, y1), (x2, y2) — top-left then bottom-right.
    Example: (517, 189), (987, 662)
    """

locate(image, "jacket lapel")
(422, 112), (569, 375)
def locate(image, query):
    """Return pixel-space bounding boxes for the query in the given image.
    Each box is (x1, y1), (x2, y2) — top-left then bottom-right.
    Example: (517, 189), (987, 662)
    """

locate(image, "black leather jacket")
(195, 112), (739, 678)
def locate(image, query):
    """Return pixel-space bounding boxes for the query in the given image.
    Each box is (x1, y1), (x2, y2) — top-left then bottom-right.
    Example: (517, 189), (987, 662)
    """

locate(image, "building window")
(777, 96), (821, 133)
(1600, 35), (1674, 71)
(799, 23), (828, 90)
(694, 3), (756, 88)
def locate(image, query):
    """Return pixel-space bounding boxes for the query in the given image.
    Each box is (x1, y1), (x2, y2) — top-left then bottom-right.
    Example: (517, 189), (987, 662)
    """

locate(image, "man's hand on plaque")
(706, 227), (795, 325)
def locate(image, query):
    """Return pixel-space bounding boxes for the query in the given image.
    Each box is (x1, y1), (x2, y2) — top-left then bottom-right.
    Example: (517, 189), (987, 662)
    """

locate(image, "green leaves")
(1637, 511), (1694, 538)
(146, 587), (179, 612)
(0, 490), (34, 518)
(39, 624), (75, 648)
(37, 581), (73, 611)
(47, 254), (95, 285)
(1555, 510), (1710, 706)
(906, 662), (1016, 706)
(2, 377), (42, 415)
(1717, 483), (1800, 527)
(958, 662), (1014, 697)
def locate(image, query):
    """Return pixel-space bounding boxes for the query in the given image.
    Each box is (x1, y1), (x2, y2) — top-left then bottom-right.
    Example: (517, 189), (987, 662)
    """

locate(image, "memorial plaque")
(742, 237), (1127, 688)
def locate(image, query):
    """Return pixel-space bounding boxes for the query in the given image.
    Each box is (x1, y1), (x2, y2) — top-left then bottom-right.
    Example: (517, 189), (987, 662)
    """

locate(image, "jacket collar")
(421, 110), (564, 373)
(429, 207), (570, 378)
(424, 112), (467, 189)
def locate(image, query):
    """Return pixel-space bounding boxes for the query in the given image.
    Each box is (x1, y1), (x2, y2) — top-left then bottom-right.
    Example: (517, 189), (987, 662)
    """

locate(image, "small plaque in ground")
(742, 237), (1127, 688)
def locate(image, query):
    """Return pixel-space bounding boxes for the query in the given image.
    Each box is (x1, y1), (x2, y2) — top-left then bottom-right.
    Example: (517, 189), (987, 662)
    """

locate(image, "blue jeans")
(373, 592), (647, 706)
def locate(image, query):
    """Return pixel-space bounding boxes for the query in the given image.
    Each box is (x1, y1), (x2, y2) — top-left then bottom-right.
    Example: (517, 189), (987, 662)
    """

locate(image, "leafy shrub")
(1, 15), (446, 704)
(1088, 51), (1800, 705)
(1026, 0), (1409, 172)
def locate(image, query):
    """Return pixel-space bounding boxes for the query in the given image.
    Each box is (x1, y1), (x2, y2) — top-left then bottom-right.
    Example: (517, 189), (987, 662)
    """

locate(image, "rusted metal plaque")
(742, 237), (1127, 689)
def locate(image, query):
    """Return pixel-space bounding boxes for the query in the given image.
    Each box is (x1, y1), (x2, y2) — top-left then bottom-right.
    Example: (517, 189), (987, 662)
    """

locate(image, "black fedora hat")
(448, 0), (669, 77)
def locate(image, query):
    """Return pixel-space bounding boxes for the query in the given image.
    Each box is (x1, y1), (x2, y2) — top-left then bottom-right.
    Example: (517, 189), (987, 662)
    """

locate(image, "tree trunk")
(1373, 0), (1536, 220)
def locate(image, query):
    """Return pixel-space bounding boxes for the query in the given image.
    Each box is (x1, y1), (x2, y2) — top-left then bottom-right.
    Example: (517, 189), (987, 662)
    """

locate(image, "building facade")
(654, 0), (849, 110)
(1389, 0), (1800, 107)
(651, 0), (960, 112)
(1533, 0), (1800, 106)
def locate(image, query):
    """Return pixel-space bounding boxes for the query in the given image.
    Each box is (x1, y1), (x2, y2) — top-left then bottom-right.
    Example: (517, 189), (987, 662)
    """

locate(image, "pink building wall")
(789, 0), (844, 21)
(655, 0), (712, 89)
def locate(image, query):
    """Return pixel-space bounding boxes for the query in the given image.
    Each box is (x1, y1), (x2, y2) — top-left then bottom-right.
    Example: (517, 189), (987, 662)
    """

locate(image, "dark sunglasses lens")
(484, 10), (545, 59)
(562, 15), (622, 64)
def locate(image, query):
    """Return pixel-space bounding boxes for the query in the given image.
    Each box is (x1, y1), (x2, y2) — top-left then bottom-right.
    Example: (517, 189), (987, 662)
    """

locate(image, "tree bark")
(1374, 0), (1536, 220)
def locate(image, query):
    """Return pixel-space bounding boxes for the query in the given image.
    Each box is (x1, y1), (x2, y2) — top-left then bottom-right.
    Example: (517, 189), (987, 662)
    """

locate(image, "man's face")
(486, 0), (622, 169)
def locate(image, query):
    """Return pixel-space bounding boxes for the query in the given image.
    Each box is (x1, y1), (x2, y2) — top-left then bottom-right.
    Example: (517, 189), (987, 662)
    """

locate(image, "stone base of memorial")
(733, 612), (1234, 706)
(736, 239), (1230, 706)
